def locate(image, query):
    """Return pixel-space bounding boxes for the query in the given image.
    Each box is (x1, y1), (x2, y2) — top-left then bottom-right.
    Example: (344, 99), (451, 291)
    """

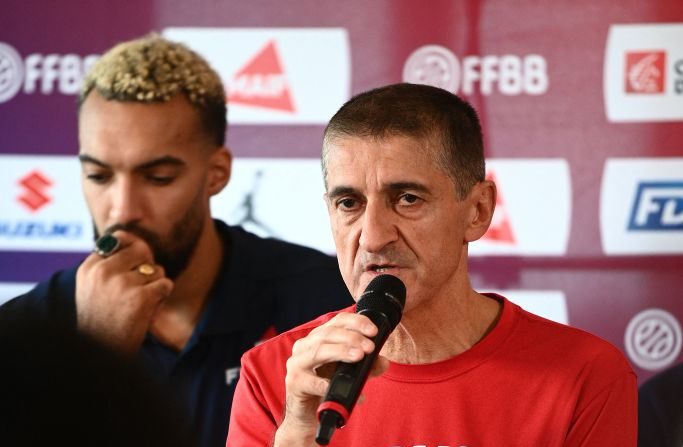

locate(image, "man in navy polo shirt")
(0, 34), (351, 447)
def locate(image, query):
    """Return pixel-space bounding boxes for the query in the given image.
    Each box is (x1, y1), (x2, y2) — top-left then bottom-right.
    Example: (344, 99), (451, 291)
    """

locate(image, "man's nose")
(108, 178), (144, 225)
(358, 200), (398, 253)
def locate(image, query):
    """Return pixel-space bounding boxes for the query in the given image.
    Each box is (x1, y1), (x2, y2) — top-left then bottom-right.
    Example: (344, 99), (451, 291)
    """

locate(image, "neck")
(381, 249), (502, 364)
(150, 217), (224, 351)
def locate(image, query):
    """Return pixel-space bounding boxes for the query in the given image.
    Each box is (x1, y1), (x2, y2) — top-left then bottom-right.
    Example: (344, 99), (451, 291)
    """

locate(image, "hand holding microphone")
(316, 274), (406, 444)
(273, 274), (406, 447)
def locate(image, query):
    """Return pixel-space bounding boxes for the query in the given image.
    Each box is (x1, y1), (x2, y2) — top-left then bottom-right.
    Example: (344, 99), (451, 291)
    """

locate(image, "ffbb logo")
(0, 42), (98, 104)
(625, 51), (666, 94)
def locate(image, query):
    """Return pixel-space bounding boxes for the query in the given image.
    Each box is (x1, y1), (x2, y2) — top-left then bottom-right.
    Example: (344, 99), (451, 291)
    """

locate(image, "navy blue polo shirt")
(1, 220), (353, 447)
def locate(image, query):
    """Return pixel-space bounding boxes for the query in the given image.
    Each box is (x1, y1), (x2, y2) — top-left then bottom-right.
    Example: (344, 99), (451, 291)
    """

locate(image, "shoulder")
(0, 266), (78, 324)
(219, 222), (339, 277)
(505, 298), (634, 377)
(243, 307), (353, 367)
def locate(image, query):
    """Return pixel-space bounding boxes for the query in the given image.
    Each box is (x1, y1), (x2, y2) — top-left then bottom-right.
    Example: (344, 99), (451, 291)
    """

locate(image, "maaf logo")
(228, 40), (296, 113)
(628, 182), (683, 231)
(17, 170), (53, 212)
(162, 27), (350, 125)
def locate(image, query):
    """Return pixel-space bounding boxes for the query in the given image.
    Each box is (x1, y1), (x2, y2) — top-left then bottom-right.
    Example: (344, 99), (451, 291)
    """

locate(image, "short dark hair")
(322, 83), (485, 199)
(79, 34), (226, 147)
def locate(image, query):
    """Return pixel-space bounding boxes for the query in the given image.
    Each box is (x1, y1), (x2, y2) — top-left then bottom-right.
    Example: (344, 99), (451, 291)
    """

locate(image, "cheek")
(82, 185), (106, 219)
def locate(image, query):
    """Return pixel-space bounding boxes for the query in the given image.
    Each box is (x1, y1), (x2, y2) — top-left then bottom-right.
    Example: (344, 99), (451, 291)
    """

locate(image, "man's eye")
(85, 172), (110, 184)
(148, 175), (174, 185)
(337, 198), (359, 210)
(399, 193), (420, 205)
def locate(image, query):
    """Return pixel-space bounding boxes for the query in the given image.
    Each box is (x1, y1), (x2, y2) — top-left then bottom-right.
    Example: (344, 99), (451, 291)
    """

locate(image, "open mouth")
(368, 264), (396, 273)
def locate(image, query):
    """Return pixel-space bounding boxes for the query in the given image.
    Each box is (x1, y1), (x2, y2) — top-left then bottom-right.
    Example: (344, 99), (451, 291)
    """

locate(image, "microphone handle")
(315, 309), (392, 444)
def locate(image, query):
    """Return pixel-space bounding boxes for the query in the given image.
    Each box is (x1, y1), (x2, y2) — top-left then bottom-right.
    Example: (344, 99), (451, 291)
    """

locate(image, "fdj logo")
(628, 182), (683, 230)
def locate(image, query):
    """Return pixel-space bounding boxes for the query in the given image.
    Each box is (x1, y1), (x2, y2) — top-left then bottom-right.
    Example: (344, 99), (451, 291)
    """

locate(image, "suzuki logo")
(17, 170), (53, 212)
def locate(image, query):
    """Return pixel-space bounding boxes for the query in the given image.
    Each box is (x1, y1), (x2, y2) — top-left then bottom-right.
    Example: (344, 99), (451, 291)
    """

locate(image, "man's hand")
(75, 231), (173, 354)
(273, 312), (389, 447)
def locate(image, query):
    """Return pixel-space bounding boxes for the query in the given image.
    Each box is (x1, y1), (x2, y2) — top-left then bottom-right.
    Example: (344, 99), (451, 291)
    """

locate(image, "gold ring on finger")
(137, 263), (156, 276)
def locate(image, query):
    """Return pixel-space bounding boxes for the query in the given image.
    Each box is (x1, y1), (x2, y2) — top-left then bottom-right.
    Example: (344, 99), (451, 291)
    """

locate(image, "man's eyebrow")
(385, 181), (430, 193)
(77, 154), (186, 170)
(135, 156), (186, 170)
(78, 154), (108, 168)
(326, 182), (430, 199)
(326, 186), (357, 200)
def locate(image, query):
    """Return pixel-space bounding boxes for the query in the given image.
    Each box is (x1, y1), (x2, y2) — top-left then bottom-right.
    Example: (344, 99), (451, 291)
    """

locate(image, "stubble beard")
(94, 200), (206, 280)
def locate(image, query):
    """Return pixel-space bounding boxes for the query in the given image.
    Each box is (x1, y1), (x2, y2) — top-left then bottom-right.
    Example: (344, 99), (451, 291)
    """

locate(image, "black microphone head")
(356, 275), (406, 330)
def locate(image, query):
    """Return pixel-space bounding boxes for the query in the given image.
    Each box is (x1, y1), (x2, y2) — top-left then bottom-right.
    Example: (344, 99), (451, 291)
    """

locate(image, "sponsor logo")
(229, 40), (296, 113)
(210, 158), (335, 254)
(162, 28), (350, 124)
(470, 159), (571, 256)
(225, 367), (241, 386)
(481, 171), (516, 245)
(0, 156), (92, 252)
(604, 24), (683, 122)
(625, 51), (666, 94)
(625, 308), (682, 371)
(0, 41), (99, 103)
(403, 44), (548, 96)
(17, 170), (52, 212)
(628, 182), (683, 230)
(600, 158), (683, 254)
(0, 42), (24, 103)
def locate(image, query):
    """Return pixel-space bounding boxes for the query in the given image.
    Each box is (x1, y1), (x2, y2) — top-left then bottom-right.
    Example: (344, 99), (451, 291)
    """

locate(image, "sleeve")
(563, 371), (638, 447)
(226, 353), (281, 447)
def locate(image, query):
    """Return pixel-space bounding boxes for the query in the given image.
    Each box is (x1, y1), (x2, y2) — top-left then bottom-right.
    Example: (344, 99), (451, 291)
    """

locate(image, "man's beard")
(94, 202), (206, 280)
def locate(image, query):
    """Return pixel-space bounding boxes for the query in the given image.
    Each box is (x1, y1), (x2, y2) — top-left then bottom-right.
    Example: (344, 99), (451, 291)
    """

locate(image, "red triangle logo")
(228, 40), (296, 113)
(482, 171), (516, 244)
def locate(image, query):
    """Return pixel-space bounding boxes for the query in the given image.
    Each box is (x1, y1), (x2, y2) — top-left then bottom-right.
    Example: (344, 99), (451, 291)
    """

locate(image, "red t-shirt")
(227, 296), (637, 447)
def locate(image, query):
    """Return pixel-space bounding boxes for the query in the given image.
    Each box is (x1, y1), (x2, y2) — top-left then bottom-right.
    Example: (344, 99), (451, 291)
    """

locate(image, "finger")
(289, 341), (371, 382)
(103, 234), (155, 271)
(297, 321), (376, 351)
(143, 277), (174, 301)
(285, 357), (332, 397)
(315, 312), (379, 338)
(129, 263), (166, 283)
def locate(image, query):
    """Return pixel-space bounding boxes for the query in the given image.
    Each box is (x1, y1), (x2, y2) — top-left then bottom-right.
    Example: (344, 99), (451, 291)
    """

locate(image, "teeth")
(375, 267), (388, 272)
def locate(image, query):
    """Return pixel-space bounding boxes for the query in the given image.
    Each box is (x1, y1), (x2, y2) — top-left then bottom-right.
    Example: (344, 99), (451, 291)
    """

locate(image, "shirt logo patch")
(225, 367), (241, 386)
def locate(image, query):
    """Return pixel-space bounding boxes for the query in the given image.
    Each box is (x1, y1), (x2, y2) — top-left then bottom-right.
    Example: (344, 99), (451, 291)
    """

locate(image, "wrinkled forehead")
(323, 133), (445, 178)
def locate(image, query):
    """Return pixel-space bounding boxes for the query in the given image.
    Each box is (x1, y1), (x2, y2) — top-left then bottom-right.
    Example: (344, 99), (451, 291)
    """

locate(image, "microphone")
(315, 274), (406, 445)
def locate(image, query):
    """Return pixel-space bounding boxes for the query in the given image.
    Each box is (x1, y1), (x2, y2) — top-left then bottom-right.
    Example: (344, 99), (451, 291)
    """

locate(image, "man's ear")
(207, 146), (232, 196)
(464, 180), (496, 242)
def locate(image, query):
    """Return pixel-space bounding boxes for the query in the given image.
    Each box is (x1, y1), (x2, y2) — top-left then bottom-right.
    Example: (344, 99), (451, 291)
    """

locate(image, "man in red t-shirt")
(227, 83), (637, 447)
